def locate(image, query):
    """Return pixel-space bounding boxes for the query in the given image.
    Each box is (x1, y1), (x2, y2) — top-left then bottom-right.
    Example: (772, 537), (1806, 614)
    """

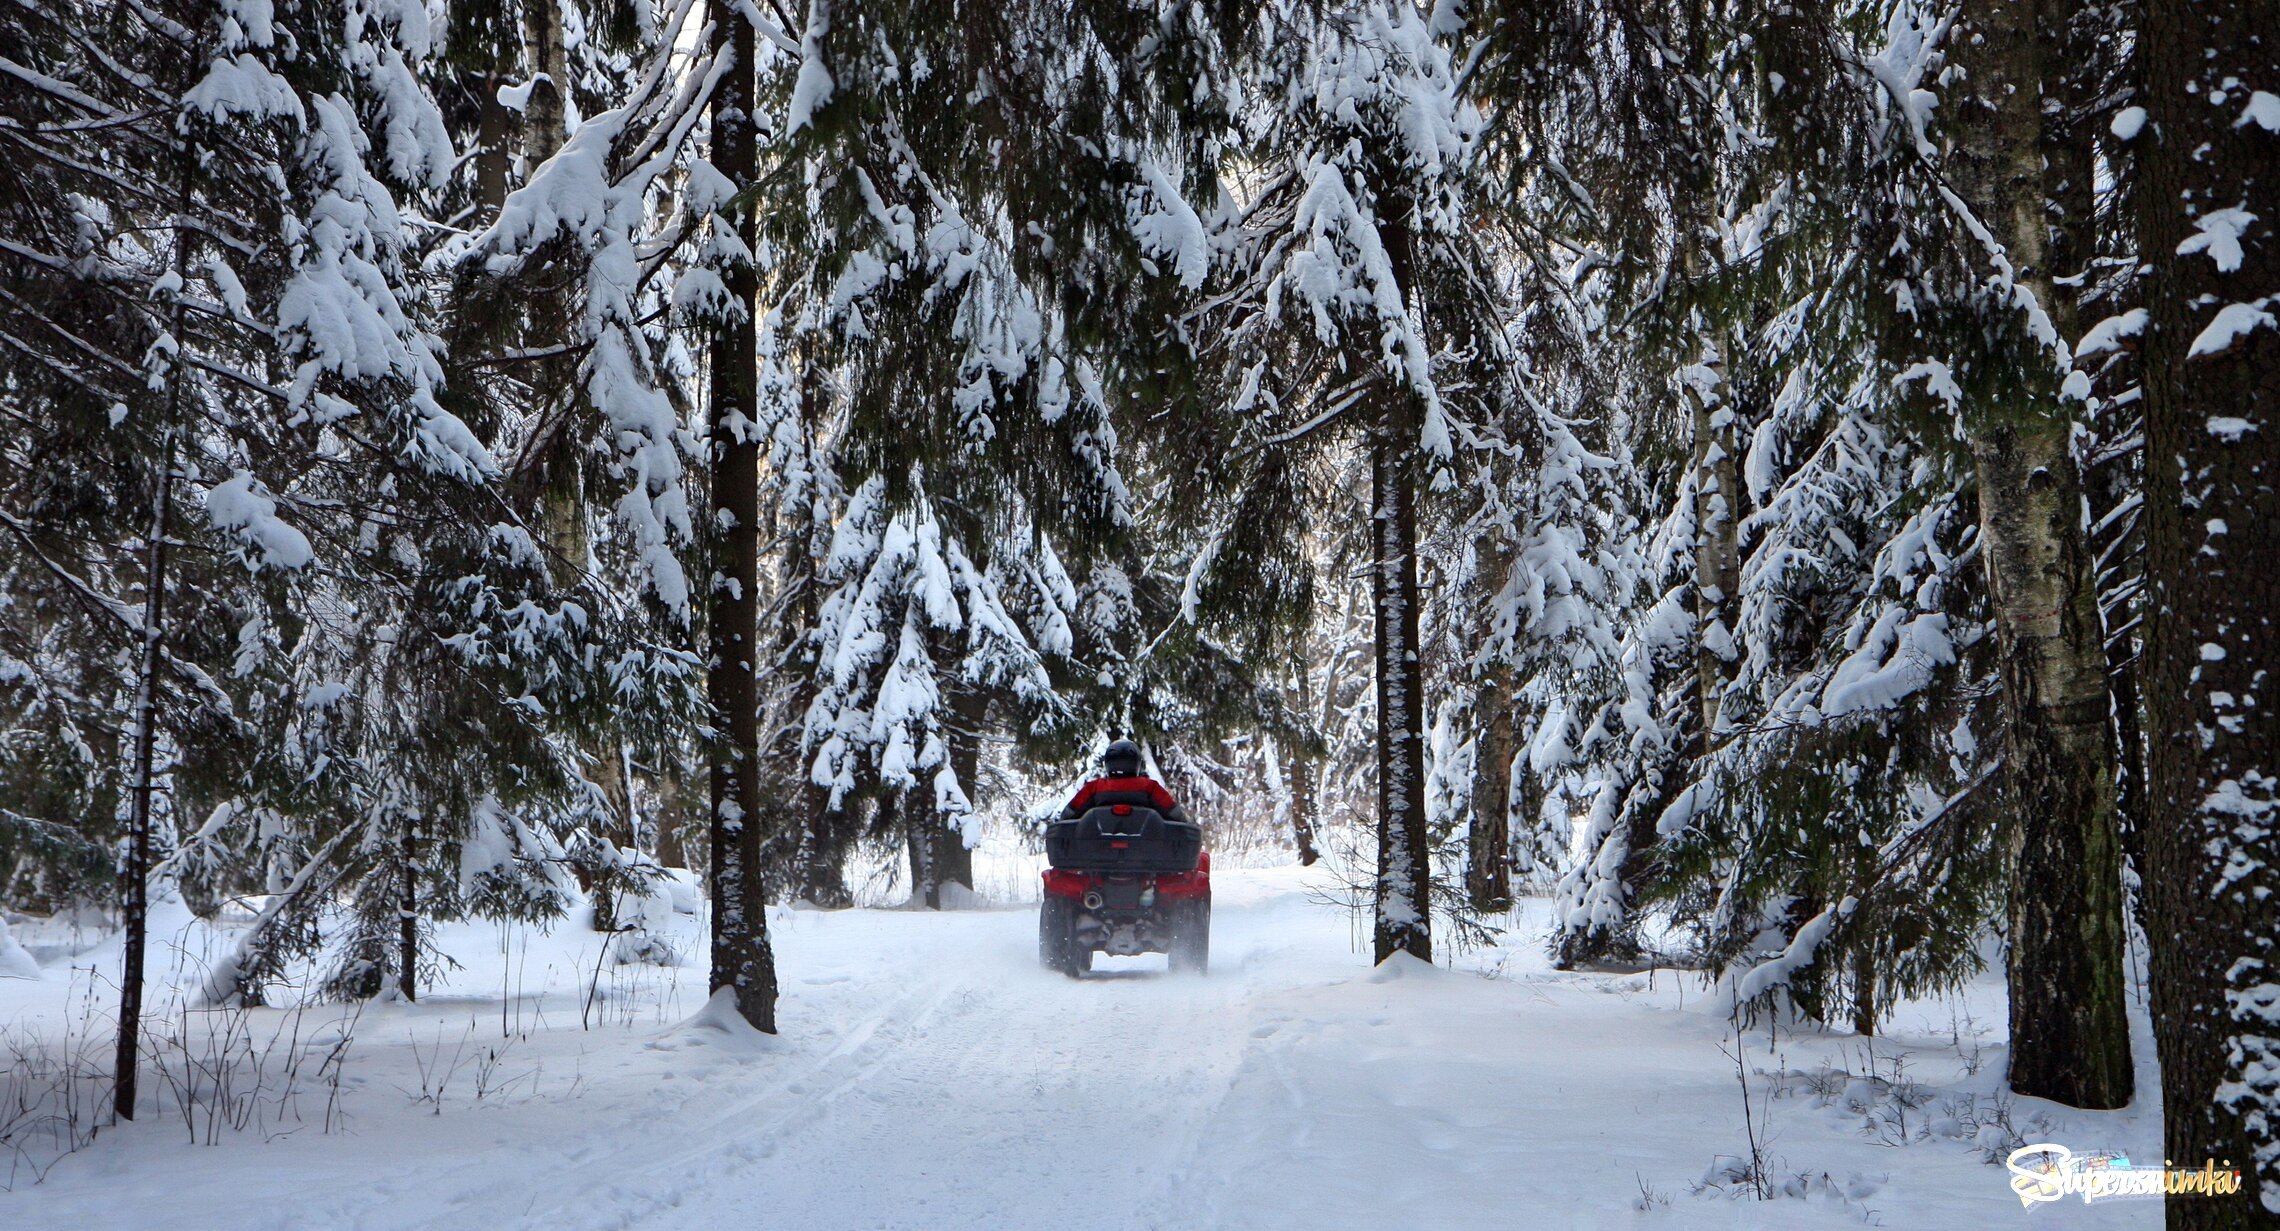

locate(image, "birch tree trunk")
(523, 0), (566, 166)
(1950, 0), (2131, 1110)
(2136, 0), (2279, 1213)
(704, 4), (776, 1032)
(1687, 346), (1741, 742)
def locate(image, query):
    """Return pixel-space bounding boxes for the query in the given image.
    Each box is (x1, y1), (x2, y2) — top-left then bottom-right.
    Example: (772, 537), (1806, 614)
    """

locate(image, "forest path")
(6, 867), (2159, 1230)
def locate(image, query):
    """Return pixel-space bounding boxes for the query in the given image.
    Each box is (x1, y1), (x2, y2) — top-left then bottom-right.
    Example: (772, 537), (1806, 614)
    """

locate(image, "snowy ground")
(2, 862), (2166, 1229)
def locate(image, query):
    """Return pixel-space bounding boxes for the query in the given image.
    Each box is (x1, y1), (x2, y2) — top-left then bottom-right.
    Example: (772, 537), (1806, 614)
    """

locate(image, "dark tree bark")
(936, 688), (987, 899)
(1949, 0), (2132, 1110)
(475, 74), (513, 214)
(1467, 665), (1515, 913)
(397, 818), (419, 1001)
(2136, 0), (2279, 1215)
(1369, 393), (1432, 966)
(112, 134), (199, 1117)
(704, 4), (776, 1033)
(112, 429), (173, 1122)
(1283, 734), (1323, 867)
(907, 687), (986, 909)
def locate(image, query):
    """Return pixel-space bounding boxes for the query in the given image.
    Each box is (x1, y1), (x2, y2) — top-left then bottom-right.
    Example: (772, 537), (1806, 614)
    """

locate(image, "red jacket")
(1063, 775), (1184, 818)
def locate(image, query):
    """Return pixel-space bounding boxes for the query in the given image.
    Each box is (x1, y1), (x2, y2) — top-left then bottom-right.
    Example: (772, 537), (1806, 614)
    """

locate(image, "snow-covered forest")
(1, 0), (2273, 1226)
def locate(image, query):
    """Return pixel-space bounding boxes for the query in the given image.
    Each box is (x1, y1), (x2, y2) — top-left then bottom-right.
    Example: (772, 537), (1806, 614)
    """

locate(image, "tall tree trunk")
(523, 0), (567, 165)
(1950, 0), (2132, 1111)
(913, 687), (988, 908)
(113, 427), (173, 1123)
(1369, 389), (1432, 966)
(397, 817), (419, 1001)
(1285, 666), (1325, 866)
(1284, 746), (1323, 866)
(114, 137), (197, 1117)
(1687, 345), (1741, 742)
(2137, 0), (2279, 1214)
(475, 73), (513, 214)
(1467, 663), (1515, 912)
(704, 5), (776, 1033)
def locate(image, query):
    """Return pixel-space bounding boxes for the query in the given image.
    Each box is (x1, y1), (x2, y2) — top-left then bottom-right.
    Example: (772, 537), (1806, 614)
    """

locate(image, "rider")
(1062, 739), (1191, 823)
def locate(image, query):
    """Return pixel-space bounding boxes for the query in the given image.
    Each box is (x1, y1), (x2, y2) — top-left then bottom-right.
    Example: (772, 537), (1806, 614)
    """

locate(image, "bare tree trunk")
(523, 0), (567, 165)
(1369, 329), (1432, 964)
(396, 817), (419, 1002)
(1467, 664), (1514, 912)
(1686, 347), (1740, 742)
(1285, 671), (1324, 866)
(475, 74), (513, 214)
(1947, 0), (2132, 1111)
(113, 427), (173, 1122)
(2137, 0), (2279, 1213)
(905, 818), (931, 908)
(1283, 733), (1323, 866)
(909, 688), (987, 908)
(1851, 944), (1878, 1038)
(113, 136), (199, 1118)
(704, 4), (776, 1032)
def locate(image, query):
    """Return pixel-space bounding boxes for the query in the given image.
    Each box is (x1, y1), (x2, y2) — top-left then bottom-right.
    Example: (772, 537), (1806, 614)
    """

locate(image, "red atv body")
(1038, 803), (1211, 976)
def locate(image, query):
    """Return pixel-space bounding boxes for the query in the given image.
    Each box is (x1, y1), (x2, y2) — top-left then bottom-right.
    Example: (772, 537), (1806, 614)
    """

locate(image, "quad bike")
(1039, 802), (1210, 977)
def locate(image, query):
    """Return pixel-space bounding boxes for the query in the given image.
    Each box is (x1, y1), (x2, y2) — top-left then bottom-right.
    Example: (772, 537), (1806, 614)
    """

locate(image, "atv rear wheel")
(1039, 895), (1074, 973)
(1167, 897), (1210, 975)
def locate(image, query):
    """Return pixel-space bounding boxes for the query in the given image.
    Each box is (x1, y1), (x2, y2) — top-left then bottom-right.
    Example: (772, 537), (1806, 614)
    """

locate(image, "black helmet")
(1103, 739), (1143, 777)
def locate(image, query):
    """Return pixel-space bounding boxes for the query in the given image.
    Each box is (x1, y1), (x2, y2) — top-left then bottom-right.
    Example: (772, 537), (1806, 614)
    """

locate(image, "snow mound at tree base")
(0, 916), (38, 980)
(653, 987), (783, 1056)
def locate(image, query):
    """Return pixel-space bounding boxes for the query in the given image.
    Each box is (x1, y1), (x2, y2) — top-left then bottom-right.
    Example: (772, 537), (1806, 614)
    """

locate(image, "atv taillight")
(1112, 804), (1132, 815)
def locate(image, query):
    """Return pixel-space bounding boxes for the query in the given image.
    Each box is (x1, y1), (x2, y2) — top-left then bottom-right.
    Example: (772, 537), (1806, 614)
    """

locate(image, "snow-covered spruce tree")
(1457, 0), (2020, 1020)
(2133, 0), (2279, 1211)
(447, 0), (737, 999)
(1461, 0), (1758, 967)
(744, 313), (848, 906)
(1172, 0), (1498, 964)
(430, 1), (663, 935)
(0, 0), (268, 1116)
(163, 0), (693, 1010)
(757, 0), (1241, 902)
(1844, 0), (2132, 1107)
(0, 2), (210, 931)
(800, 475), (1096, 905)
(0, 0), (641, 1092)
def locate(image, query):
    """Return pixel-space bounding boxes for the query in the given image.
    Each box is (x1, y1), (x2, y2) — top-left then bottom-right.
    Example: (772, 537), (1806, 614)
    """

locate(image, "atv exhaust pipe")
(1082, 890), (1105, 911)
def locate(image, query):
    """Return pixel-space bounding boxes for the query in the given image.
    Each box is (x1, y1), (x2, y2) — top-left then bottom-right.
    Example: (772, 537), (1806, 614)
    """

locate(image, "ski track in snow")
(3, 867), (2162, 1230)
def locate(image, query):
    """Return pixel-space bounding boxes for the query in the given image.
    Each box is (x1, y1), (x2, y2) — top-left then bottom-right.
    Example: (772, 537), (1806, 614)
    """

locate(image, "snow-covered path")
(4, 867), (2161, 1229)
